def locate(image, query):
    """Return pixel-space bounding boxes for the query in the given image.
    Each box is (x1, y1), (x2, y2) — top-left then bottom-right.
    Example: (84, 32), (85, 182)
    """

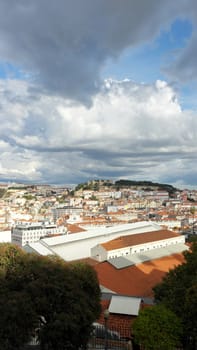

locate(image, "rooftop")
(41, 221), (161, 247)
(94, 252), (185, 297)
(101, 229), (180, 251)
(108, 243), (188, 269)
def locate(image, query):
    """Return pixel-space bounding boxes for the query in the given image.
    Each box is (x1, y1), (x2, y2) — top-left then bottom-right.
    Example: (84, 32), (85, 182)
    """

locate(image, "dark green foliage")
(75, 181), (100, 191)
(0, 188), (6, 198)
(23, 194), (35, 200)
(153, 242), (197, 349)
(0, 290), (38, 350)
(75, 179), (178, 196)
(114, 179), (177, 194)
(0, 244), (101, 350)
(133, 304), (182, 350)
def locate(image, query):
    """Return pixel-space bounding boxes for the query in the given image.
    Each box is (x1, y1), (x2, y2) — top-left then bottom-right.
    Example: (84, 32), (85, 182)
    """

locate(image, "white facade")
(51, 206), (83, 222)
(39, 221), (161, 261)
(107, 235), (185, 259)
(156, 220), (181, 229)
(11, 222), (66, 246)
(0, 230), (11, 243)
(91, 233), (185, 262)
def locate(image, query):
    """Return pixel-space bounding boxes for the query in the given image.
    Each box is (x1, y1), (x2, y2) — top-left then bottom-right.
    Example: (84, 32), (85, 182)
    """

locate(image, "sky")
(0, 0), (197, 188)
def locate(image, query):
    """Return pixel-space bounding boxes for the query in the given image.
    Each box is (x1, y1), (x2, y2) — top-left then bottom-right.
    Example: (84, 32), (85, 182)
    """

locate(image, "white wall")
(106, 235), (185, 260)
(41, 221), (161, 261)
(0, 230), (11, 243)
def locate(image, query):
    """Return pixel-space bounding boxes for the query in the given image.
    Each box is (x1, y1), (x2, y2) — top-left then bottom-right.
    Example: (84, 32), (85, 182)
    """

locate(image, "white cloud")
(0, 1), (196, 187)
(0, 78), (196, 186)
(0, 0), (190, 104)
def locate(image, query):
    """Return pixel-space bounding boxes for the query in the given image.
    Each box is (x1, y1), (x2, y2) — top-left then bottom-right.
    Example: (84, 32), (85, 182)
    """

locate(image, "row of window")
(108, 240), (182, 259)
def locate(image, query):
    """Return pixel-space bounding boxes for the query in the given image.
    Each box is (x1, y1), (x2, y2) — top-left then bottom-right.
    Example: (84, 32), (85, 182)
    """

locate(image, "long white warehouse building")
(25, 221), (162, 261)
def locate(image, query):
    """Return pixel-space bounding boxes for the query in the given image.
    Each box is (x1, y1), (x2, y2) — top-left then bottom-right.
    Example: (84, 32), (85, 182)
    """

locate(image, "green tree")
(0, 188), (6, 198)
(0, 290), (37, 350)
(0, 245), (38, 349)
(0, 243), (26, 276)
(132, 304), (182, 350)
(23, 194), (35, 200)
(0, 244), (101, 350)
(153, 242), (197, 349)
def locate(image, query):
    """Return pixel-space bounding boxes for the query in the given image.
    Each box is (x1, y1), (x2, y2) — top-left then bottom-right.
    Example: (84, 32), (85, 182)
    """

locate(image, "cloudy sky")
(0, 0), (197, 188)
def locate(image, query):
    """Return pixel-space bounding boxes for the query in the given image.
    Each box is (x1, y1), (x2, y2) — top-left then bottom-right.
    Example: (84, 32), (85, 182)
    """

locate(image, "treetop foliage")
(114, 179), (177, 194)
(74, 178), (178, 195)
(133, 304), (182, 350)
(133, 243), (197, 349)
(0, 243), (101, 350)
(153, 242), (197, 349)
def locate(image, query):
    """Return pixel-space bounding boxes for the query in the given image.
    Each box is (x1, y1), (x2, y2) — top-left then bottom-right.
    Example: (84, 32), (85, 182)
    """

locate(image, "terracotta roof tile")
(101, 229), (180, 251)
(66, 223), (86, 233)
(94, 253), (185, 297)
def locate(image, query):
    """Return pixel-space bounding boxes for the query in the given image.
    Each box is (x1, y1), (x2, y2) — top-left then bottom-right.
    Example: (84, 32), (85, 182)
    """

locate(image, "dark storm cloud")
(163, 0), (197, 84)
(0, 0), (188, 103)
(166, 32), (197, 83)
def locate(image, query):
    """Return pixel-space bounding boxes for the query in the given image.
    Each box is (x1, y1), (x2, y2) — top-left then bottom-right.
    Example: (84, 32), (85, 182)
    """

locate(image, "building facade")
(91, 229), (185, 262)
(11, 222), (66, 246)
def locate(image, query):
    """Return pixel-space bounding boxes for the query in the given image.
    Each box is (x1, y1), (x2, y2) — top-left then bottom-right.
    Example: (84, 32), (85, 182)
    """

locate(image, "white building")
(91, 229), (185, 262)
(25, 221), (162, 261)
(51, 206), (83, 222)
(11, 222), (66, 246)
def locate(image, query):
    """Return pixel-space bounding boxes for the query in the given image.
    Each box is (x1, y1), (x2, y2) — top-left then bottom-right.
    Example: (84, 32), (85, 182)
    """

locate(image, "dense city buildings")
(0, 179), (196, 349)
(0, 179), (196, 299)
(0, 179), (196, 240)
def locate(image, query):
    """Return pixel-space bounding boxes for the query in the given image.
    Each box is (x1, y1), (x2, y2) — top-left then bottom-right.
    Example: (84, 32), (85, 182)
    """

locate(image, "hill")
(75, 179), (178, 196)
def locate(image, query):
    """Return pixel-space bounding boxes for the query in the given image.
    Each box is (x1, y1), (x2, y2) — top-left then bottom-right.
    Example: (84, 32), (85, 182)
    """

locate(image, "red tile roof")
(101, 229), (180, 251)
(94, 253), (185, 297)
(67, 223), (86, 233)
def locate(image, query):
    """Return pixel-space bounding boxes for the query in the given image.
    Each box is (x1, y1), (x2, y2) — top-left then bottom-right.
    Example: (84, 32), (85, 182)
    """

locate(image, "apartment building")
(11, 222), (66, 246)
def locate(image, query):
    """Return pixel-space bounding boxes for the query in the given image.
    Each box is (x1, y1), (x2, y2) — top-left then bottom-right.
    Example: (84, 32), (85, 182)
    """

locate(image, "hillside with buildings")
(0, 179), (196, 299)
(0, 179), (196, 348)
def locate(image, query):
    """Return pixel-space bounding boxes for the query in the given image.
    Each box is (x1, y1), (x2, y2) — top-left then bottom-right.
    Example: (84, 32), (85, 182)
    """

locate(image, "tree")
(184, 283), (197, 348)
(153, 242), (197, 349)
(132, 304), (182, 350)
(0, 245), (38, 350)
(0, 290), (37, 350)
(0, 243), (25, 275)
(0, 244), (101, 350)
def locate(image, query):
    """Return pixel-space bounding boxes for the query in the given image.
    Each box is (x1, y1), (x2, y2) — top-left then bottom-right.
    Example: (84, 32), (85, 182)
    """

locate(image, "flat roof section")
(24, 242), (55, 256)
(109, 295), (141, 316)
(108, 243), (188, 269)
(41, 221), (161, 247)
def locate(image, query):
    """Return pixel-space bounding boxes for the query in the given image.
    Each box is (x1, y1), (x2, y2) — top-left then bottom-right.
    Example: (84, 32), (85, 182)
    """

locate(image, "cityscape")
(0, 0), (197, 349)
(0, 179), (196, 347)
(0, 178), (196, 281)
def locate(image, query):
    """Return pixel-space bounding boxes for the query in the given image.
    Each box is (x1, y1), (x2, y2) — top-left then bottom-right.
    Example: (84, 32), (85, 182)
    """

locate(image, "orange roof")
(101, 229), (180, 251)
(67, 223), (86, 234)
(94, 253), (185, 297)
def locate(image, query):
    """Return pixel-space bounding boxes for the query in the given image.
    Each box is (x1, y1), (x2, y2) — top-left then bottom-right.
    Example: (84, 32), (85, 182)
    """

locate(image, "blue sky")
(103, 19), (193, 106)
(0, 18), (193, 96)
(0, 1), (196, 188)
